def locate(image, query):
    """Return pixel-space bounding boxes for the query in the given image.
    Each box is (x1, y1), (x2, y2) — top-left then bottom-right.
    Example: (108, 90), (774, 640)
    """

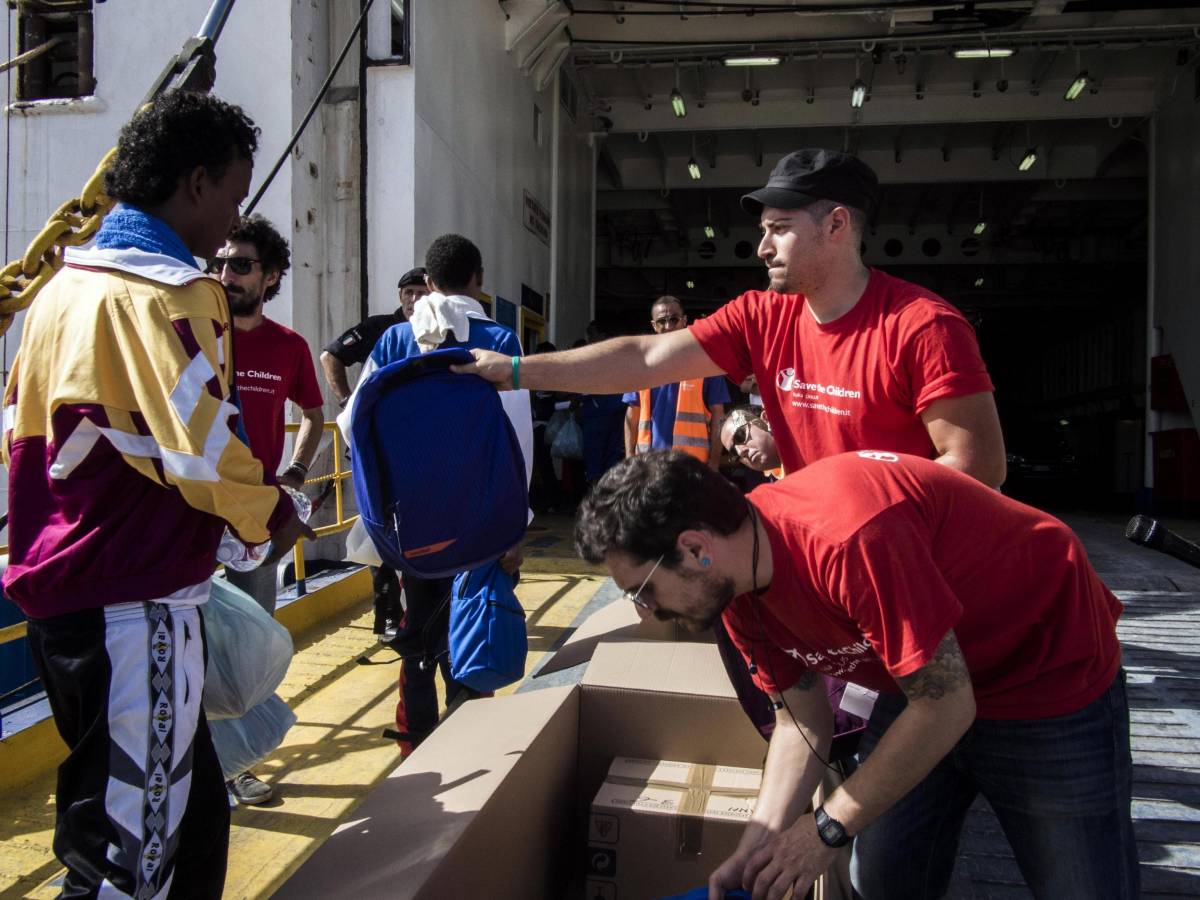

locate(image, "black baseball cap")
(741, 149), (880, 217)
(397, 266), (427, 289)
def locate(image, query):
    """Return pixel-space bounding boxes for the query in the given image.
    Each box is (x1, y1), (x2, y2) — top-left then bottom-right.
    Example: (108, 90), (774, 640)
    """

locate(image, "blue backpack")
(350, 348), (528, 579)
(449, 560), (527, 692)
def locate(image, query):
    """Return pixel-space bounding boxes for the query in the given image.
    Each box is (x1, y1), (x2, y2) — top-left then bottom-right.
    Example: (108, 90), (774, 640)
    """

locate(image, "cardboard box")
(275, 641), (765, 899)
(586, 757), (761, 899)
(535, 597), (714, 677)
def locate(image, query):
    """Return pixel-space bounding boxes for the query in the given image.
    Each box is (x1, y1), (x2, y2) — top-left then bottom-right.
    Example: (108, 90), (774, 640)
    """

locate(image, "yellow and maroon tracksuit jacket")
(2, 246), (292, 619)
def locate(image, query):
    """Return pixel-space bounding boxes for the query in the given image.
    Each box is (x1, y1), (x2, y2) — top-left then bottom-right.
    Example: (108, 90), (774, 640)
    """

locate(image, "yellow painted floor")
(0, 514), (604, 899)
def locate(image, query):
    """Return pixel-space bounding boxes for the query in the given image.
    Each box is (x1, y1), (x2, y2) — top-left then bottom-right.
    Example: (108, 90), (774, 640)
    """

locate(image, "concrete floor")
(1, 509), (1198, 898)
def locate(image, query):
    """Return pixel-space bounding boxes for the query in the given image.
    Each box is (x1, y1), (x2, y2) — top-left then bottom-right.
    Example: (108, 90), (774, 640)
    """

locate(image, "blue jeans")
(851, 671), (1139, 900)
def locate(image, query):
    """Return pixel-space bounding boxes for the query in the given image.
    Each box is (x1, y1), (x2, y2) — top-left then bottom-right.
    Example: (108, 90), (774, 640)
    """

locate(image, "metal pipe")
(246, 0), (377, 214)
(197, 0), (237, 43)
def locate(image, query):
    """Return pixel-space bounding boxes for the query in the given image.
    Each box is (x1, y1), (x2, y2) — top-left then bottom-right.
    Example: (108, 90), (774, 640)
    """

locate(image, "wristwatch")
(813, 805), (850, 848)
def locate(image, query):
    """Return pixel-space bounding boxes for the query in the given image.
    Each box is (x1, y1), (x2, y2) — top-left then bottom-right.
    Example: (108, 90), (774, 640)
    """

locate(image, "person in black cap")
(320, 266), (429, 406)
(458, 148), (1004, 489)
(319, 266), (428, 640)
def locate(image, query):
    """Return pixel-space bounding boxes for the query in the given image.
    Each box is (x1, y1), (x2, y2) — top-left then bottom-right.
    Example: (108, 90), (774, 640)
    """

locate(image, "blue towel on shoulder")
(95, 203), (197, 268)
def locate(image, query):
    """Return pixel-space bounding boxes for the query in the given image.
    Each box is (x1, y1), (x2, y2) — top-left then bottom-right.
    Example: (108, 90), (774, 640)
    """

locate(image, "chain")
(0, 146), (117, 337)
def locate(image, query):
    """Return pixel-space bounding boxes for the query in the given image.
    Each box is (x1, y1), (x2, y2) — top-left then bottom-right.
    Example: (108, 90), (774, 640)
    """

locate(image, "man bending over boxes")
(575, 449), (1137, 900)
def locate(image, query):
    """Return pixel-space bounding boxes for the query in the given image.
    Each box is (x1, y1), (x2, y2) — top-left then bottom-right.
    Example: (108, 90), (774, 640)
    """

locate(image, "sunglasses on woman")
(730, 423), (752, 447)
(205, 256), (262, 276)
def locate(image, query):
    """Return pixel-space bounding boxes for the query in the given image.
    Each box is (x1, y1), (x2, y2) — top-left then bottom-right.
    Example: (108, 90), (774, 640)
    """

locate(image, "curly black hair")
(104, 90), (259, 209)
(424, 234), (482, 294)
(575, 451), (748, 567)
(227, 214), (290, 300)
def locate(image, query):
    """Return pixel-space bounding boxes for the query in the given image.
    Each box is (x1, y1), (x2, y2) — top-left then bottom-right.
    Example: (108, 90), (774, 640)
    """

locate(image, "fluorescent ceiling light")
(1064, 71), (1089, 101)
(670, 88), (686, 118)
(850, 79), (867, 109)
(704, 225), (715, 239)
(1019, 149), (1037, 171)
(953, 47), (1015, 59)
(974, 221), (987, 235)
(687, 158), (701, 180)
(723, 55), (780, 67)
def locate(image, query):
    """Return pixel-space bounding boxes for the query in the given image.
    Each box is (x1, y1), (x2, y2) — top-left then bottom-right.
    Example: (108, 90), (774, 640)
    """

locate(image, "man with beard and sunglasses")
(210, 214), (324, 803)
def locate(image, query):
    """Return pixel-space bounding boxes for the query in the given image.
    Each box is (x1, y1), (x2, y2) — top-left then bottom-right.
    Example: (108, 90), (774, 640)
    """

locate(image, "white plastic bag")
(344, 516), (383, 566)
(207, 694), (296, 779)
(202, 577), (294, 719)
(550, 416), (584, 459)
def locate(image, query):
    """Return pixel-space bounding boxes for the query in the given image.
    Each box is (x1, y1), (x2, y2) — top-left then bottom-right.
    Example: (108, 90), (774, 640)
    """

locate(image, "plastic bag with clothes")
(207, 694), (296, 779)
(202, 577), (294, 719)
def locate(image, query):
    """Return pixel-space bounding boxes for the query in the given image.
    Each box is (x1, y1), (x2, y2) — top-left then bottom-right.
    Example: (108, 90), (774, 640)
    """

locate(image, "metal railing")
(0, 420), (358, 646)
(284, 420), (357, 595)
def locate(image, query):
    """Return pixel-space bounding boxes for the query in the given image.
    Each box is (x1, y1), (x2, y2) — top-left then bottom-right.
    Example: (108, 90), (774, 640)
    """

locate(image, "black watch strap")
(814, 805), (850, 848)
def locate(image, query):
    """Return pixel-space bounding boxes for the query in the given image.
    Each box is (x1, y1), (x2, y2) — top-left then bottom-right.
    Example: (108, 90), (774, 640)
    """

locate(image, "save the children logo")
(858, 450), (899, 462)
(776, 368), (861, 417)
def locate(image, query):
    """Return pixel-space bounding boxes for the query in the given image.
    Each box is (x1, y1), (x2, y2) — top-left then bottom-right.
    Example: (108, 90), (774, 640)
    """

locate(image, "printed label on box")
(589, 813), (620, 844)
(609, 757), (693, 787)
(710, 765), (763, 792)
(704, 793), (757, 822)
(584, 879), (617, 900)
(587, 847), (617, 878)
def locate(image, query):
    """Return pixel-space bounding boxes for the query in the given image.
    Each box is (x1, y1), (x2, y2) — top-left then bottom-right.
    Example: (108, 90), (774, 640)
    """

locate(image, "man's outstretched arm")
(454, 328), (723, 394)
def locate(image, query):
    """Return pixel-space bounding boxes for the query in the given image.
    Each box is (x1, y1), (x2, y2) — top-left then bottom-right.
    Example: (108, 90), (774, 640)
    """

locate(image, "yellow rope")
(0, 146), (118, 337)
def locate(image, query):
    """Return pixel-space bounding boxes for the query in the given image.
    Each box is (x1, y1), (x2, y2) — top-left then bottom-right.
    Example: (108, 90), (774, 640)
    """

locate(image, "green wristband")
(511, 355), (520, 391)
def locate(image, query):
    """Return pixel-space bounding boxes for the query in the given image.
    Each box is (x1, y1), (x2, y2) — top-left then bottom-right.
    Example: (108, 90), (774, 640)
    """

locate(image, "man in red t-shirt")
(576, 452), (1137, 900)
(457, 148), (1005, 486)
(210, 214), (325, 805)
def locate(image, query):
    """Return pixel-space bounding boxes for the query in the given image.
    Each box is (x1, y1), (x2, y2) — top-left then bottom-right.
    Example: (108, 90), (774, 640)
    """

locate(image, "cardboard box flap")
(583, 640), (740, 699)
(275, 685), (579, 900)
(535, 599), (685, 676)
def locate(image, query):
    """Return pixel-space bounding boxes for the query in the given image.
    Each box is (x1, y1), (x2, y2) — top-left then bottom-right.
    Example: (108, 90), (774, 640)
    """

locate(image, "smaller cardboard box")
(586, 757), (761, 899)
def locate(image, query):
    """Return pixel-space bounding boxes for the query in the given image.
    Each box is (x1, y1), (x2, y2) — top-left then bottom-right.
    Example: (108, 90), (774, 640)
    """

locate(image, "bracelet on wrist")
(511, 355), (521, 391)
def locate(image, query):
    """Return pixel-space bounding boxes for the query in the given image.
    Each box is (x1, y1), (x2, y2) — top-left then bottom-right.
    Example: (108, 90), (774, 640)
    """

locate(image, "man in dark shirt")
(320, 267), (428, 406)
(319, 266), (427, 639)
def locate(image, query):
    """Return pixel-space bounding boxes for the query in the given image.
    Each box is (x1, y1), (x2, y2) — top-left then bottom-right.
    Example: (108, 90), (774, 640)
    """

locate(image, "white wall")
(552, 68), (596, 346)
(366, 0), (596, 348)
(1151, 80), (1200, 424)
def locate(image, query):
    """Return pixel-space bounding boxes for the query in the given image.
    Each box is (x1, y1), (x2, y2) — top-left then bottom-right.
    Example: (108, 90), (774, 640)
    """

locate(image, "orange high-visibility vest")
(636, 379), (711, 462)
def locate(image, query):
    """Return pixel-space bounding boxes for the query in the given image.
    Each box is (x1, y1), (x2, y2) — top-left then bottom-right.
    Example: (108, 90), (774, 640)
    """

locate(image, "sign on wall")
(523, 189), (551, 246)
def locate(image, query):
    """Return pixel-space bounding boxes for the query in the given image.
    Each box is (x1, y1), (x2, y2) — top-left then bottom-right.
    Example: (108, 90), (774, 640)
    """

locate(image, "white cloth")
(408, 292), (491, 352)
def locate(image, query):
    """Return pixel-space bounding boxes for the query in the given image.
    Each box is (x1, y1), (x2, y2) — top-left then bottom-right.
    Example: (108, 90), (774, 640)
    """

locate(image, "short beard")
(225, 286), (263, 317)
(655, 569), (737, 632)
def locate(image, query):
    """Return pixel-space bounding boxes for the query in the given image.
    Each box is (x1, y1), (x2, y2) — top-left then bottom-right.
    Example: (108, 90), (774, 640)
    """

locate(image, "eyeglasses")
(622, 554), (664, 610)
(730, 423), (751, 448)
(652, 315), (683, 329)
(206, 256), (262, 276)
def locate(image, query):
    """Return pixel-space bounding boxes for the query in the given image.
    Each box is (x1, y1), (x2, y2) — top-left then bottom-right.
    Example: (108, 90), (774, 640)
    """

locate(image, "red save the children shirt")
(689, 269), (994, 473)
(232, 318), (324, 473)
(723, 452), (1124, 720)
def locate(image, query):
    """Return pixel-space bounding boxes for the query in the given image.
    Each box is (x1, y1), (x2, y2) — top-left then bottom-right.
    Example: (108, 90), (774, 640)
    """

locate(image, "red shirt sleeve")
(901, 303), (994, 414)
(289, 336), (324, 410)
(688, 294), (756, 385)
(826, 509), (963, 679)
(721, 600), (808, 695)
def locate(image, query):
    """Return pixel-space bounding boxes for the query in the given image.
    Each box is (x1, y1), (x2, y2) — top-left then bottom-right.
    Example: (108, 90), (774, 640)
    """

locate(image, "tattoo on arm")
(896, 631), (972, 702)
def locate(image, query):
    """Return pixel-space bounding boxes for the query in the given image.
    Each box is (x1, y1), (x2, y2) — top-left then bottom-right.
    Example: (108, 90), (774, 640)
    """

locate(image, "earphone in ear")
(701, 557), (711, 567)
